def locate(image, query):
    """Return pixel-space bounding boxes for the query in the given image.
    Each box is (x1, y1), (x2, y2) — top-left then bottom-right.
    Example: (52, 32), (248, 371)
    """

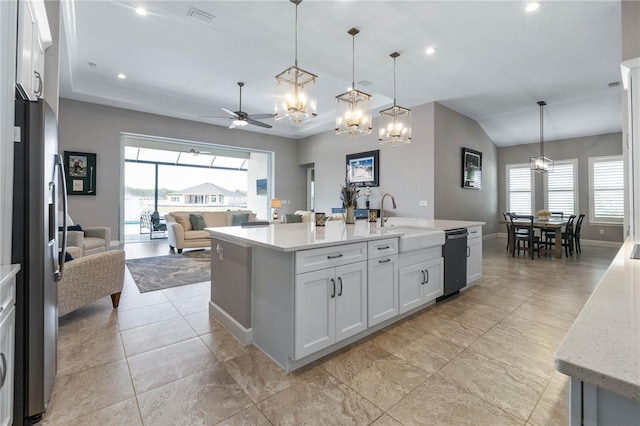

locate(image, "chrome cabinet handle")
(0, 353), (6, 389)
(327, 253), (344, 259)
(378, 258), (391, 264)
(467, 246), (471, 257)
(338, 277), (343, 296)
(420, 270), (426, 285)
(330, 278), (336, 298)
(425, 269), (429, 283)
(34, 71), (43, 97)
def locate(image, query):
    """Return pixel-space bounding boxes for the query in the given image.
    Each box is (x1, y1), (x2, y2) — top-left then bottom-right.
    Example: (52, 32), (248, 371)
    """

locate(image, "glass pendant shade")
(379, 52), (411, 146)
(530, 100), (553, 173)
(274, 0), (318, 126)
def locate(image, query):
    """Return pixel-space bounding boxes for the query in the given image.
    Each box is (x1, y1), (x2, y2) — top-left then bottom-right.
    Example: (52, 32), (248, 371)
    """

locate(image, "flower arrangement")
(339, 177), (360, 208)
(536, 209), (551, 220)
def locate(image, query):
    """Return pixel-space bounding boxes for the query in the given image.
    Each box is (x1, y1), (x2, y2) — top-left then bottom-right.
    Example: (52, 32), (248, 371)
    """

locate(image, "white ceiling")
(59, 0), (623, 147)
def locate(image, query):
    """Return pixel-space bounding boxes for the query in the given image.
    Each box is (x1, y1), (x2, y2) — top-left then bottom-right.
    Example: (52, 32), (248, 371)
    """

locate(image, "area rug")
(127, 250), (211, 293)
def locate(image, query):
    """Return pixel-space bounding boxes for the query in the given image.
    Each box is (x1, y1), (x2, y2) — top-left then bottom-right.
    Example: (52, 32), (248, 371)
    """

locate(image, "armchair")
(60, 213), (111, 257)
(58, 250), (125, 316)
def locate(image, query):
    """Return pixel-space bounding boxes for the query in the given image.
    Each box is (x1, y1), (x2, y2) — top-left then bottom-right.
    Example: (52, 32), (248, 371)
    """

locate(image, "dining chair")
(574, 213), (585, 254)
(509, 215), (541, 259)
(542, 211), (564, 246)
(561, 215), (577, 256)
(503, 212), (513, 251)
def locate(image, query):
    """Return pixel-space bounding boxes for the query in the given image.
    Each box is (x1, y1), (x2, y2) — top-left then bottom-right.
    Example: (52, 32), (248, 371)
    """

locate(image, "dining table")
(499, 217), (568, 259)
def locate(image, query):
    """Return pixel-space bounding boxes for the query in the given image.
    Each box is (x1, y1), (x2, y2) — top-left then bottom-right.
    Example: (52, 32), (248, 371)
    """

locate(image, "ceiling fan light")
(232, 119), (248, 127)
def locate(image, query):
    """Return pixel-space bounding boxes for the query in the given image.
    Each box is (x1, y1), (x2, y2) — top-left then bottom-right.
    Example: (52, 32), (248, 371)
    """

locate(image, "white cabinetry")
(16, 0), (51, 101)
(398, 247), (443, 314)
(0, 267), (18, 426)
(367, 238), (398, 327)
(294, 244), (367, 359)
(466, 225), (482, 285)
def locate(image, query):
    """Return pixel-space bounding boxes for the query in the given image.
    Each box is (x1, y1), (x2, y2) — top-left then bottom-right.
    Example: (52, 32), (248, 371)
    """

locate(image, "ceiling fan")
(200, 82), (275, 129)
(187, 148), (210, 156)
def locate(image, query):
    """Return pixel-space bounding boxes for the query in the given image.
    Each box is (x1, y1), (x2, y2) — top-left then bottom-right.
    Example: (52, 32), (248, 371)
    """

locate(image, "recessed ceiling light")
(525, 2), (542, 13)
(116, 73), (126, 79)
(425, 46), (437, 55)
(135, 7), (147, 16)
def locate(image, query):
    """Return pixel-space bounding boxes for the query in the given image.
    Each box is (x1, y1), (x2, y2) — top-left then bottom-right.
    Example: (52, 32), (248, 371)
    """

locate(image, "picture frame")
(462, 148), (482, 189)
(346, 150), (379, 187)
(256, 178), (267, 195)
(64, 151), (97, 195)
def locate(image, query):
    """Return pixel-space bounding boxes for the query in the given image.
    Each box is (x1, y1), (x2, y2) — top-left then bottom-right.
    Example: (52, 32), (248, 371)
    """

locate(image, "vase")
(345, 207), (356, 224)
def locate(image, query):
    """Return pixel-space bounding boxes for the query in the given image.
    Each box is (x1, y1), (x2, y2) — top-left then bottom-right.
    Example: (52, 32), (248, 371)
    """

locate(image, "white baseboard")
(209, 301), (253, 345)
(495, 233), (622, 248)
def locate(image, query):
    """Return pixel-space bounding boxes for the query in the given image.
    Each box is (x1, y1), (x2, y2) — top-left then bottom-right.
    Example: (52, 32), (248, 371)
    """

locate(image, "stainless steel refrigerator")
(11, 98), (68, 425)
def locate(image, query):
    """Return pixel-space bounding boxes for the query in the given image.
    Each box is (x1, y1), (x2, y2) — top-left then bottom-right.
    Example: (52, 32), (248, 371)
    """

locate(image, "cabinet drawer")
(368, 238), (399, 259)
(467, 226), (482, 239)
(0, 276), (16, 320)
(296, 243), (367, 274)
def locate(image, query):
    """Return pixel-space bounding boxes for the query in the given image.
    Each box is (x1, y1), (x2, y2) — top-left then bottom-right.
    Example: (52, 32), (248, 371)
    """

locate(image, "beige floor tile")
(437, 298), (510, 330)
(58, 302), (118, 339)
(184, 309), (225, 335)
(528, 373), (569, 426)
(128, 337), (218, 393)
(116, 301), (181, 331)
(322, 343), (430, 411)
(408, 309), (487, 348)
(42, 397), (142, 426)
(496, 314), (569, 350)
(222, 347), (294, 403)
(137, 367), (253, 425)
(162, 281), (210, 301)
(115, 288), (169, 311)
(508, 300), (577, 331)
(372, 322), (464, 374)
(258, 367), (383, 425)
(201, 328), (250, 362)
(436, 350), (548, 421)
(370, 413), (404, 425)
(387, 374), (524, 426)
(468, 326), (557, 379)
(214, 405), (271, 426)
(43, 359), (135, 424)
(57, 320), (125, 376)
(526, 292), (586, 316)
(120, 316), (197, 357)
(170, 293), (211, 316)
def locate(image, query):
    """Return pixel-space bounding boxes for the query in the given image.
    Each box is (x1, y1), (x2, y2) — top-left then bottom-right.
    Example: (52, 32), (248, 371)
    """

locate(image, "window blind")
(507, 164), (532, 215)
(590, 156), (623, 223)
(547, 160), (576, 215)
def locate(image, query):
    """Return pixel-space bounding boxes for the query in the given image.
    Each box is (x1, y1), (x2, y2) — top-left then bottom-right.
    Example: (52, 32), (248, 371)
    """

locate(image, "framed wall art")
(346, 149), (379, 187)
(462, 148), (482, 189)
(64, 151), (97, 195)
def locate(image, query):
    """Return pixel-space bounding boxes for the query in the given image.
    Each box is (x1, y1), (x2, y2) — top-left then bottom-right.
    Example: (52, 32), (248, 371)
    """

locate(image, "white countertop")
(386, 217), (485, 231)
(554, 238), (640, 401)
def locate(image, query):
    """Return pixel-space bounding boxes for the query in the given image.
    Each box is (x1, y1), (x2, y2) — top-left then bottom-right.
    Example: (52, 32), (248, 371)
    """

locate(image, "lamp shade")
(274, 66), (318, 126)
(379, 105), (412, 146)
(336, 89), (372, 136)
(270, 198), (282, 209)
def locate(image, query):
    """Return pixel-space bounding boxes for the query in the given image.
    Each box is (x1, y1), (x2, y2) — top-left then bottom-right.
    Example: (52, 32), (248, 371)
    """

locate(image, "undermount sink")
(385, 226), (445, 252)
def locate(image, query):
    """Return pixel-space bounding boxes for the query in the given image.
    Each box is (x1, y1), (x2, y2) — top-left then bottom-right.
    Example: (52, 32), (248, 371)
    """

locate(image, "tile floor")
(41, 237), (620, 425)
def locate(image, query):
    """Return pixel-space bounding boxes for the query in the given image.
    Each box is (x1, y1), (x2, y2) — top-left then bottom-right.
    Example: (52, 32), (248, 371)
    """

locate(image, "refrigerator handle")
(54, 154), (68, 281)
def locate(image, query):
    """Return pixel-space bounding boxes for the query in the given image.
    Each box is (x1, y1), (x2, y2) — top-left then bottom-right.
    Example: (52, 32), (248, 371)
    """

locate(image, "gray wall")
(498, 132), (623, 242)
(298, 102), (435, 218)
(622, 0), (640, 61)
(434, 103), (499, 236)
(58, 99), (305, 241)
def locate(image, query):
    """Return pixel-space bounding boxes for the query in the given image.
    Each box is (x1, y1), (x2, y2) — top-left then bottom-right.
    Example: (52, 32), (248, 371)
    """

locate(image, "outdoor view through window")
(124, 145), (264, 240)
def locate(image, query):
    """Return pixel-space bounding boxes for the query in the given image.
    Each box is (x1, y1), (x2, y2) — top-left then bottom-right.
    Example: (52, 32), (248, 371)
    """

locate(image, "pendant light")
(529, 101), (554, 173)
(379, 52), (411, 146)
(274, 0), (318, 126)
(335, 28), (372, 137)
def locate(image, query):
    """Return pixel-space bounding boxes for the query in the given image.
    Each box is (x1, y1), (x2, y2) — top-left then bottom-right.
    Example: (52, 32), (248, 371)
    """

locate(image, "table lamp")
(271, 198), (282, 220)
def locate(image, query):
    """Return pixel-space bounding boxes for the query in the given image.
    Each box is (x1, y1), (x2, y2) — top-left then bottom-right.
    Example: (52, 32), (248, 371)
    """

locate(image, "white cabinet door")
(0, 307), (16, 426)
(16, 0), (36, 100)
(335, 262), (367, 341)
(367, 254), (398, 327)
(295, 269), (336, 359)
(398, 262), (424, 314)
(467, 237), (482, 284)
(422, 257), (444, 302)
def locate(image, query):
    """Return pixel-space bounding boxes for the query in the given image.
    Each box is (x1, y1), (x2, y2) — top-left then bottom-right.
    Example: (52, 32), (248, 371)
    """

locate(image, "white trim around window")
(544, 159), (578, 216)
(589, 155), (624, 225)
(506, 163), (534, 215)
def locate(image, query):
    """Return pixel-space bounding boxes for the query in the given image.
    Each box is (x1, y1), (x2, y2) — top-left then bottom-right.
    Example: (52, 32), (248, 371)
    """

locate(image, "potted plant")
(339, 177), (359, 224)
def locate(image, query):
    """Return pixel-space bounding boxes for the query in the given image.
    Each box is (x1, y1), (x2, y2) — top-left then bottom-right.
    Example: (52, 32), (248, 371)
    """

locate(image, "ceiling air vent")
(608, 81), (620, 88)
(187, 7), (215, 26)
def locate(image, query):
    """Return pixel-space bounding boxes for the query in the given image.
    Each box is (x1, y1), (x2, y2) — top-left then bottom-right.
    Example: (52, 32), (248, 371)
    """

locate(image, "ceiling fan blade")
(247, 113), (275, 120)
(221, 107), (239, 118)
(199, 115), (232, 120)
(246, 118), (272, 129)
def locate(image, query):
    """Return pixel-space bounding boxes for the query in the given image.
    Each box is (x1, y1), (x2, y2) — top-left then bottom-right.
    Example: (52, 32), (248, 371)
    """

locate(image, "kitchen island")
(207, 218), (483, 371)
(554, 238), (640, 424)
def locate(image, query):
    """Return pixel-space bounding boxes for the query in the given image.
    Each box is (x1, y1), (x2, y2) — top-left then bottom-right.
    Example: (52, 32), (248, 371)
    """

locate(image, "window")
(506, 164), (533, 215)
(589, 156), (624, 224)
(545, 159), (578, 215)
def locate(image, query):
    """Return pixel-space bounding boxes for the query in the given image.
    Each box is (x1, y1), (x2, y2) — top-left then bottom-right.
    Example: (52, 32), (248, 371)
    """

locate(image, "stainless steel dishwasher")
(436, 228), (468, 302)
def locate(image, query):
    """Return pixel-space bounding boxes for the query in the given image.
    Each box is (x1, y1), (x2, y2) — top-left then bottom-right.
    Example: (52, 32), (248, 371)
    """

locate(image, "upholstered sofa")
(165, 210), (258, 253)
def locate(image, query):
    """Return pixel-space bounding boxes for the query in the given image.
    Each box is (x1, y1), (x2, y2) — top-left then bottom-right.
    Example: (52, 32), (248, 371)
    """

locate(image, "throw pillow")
(231, 213), (250, 226)
(285, 214), (302, 223)
(64, 251), (74, 262)
(174, 214), (192, 231)
(58, 224), (83, 232)
(189, 214), (206, 230)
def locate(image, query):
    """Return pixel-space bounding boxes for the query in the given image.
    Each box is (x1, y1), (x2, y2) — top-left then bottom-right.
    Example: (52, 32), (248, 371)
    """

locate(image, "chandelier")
(530, 101), (553, 173)
(335, 28), (372, 137)
(379, 52), (411, 146)
(274, 0), (317, 126)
